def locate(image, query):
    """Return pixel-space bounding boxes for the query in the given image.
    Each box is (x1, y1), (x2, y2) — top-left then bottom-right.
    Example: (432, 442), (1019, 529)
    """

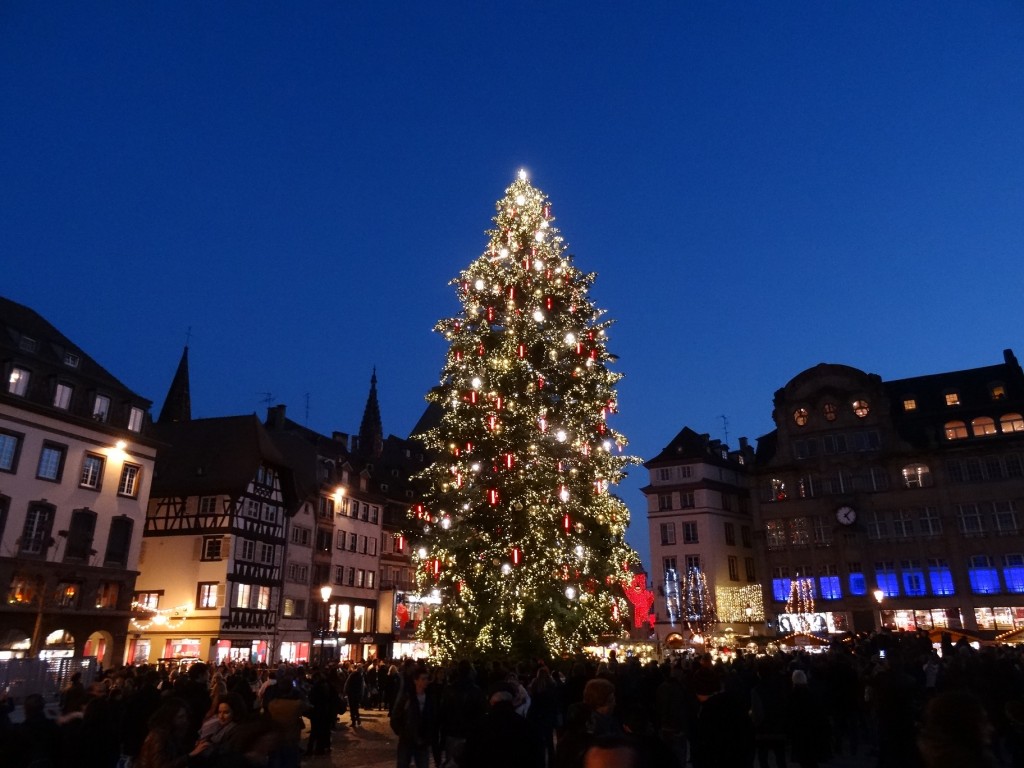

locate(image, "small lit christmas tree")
(785, 577), (815, 633)
(405, 170), (641, 659)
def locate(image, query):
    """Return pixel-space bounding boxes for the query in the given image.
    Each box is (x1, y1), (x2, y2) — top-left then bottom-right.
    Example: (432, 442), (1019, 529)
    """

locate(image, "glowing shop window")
(772, 578), (791, 602)
(968, 558), (1001, 595)
(818, 576), (842, 600)
(875, 572), (899, 598)
(902, 569), (927, 597)
(848, 573), (867, 596)
(353, 606), (367, 633)
(928, 565), (955, 596)
(1004, 558), (1024, 594)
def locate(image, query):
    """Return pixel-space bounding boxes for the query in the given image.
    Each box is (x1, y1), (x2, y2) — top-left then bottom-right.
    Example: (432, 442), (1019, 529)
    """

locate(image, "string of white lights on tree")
(401, 170), (642, 659)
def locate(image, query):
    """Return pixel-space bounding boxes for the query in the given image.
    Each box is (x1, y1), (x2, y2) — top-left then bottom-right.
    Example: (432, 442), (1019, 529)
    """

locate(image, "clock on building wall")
(835, 506), (857, 526)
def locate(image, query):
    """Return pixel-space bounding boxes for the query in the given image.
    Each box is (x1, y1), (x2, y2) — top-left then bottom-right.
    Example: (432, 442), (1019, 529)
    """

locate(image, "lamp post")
(873, 588), (885, 631)
(317, 584), (332, 666)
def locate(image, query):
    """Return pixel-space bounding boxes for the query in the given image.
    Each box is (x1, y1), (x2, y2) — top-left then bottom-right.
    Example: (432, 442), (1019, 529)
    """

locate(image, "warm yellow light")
(115, 440), (127, 450)
(320, 585), (333, 603)
(873, 589), (885, 604)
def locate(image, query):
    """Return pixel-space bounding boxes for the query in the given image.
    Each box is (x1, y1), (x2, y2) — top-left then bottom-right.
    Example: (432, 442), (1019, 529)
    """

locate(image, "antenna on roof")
(258, 392), (275, 407)
(720, 415), (729, 446)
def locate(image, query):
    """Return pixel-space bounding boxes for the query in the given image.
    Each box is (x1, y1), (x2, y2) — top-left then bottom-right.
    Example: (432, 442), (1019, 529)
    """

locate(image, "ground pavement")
(299, 708), (882, 768)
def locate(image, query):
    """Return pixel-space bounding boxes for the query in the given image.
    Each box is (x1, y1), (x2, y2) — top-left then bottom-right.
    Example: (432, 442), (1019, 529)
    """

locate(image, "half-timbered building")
(133, 414), (300, 663)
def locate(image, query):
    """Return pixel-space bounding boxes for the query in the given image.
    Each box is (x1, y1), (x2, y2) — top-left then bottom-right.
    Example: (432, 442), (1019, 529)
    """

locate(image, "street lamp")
(873, 588), (885, 631)
(744, 604), (754, 635)
(316, 585), (332, 666)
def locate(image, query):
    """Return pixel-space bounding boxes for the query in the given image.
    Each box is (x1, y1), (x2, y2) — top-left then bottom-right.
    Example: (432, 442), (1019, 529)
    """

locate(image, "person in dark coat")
(462, 685), (545, 768)
(307, 672), (339, 755)
(344, 663), (365, 728)
(391, 667), (440, 768)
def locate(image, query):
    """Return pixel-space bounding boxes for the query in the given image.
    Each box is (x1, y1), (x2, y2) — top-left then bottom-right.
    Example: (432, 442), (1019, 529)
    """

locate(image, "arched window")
(793, 408), (809, 426)
(971, 417), (997, 437)
(902, 464), (933, 489)
(944, 421), (968, 440)
(1001, 413), (1024, 433)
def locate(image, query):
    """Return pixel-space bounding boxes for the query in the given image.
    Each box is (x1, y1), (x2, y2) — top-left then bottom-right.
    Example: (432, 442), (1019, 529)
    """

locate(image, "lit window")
(283, 598), (296, 617)
(971, 417), (997, 436)
(56, 582), (79, 608)
(80, 454), (105, 490)
(927, 559), (954, 596)
(135, 591), (161, 610)
(1001, 414), (1024, 433)
(823, 403), (837, 421)
(367, 571), (375, 589)
(93, 395), (110, 422)
(771, 566), (791, 602)
(53, 383), (73, 409)
(968, 555), (1000, 594)
(37, 443), (66, 481)
(903, 399), (917, 411)
(901, 463), (932, 489)
(128, 407), (145, 432)
(944, 421), (968, 440)
(63, 352), (80, 368)
(95, 582), (119, 609)
(945, 392), (960, 406)
(256, 586), (270, 610)
(235, 584), (251, 608)
(991, 384), (1007, 400)
(118, 463), (141, 497)
(1004, 554), (1024, 594)
(852, 400), (870, 418)
(901, 560), (926, 597)
(793, 408), (809, 426)
(197, 582), (219, 609)
(8, 367), (30, 396)
(0, 431), (22, 472)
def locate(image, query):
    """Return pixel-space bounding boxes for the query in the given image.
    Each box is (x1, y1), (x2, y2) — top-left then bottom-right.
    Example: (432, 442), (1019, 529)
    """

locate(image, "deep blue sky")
(3, 3), (1023, 567)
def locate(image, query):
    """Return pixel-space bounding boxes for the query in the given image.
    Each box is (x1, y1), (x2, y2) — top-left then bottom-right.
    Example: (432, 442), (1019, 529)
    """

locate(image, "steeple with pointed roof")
(158, 346), (192, 423)
(357, 368), (384, 458)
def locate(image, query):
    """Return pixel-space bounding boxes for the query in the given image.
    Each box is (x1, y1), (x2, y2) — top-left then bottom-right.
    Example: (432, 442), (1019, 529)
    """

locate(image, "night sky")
(3, 3), (1023, 567)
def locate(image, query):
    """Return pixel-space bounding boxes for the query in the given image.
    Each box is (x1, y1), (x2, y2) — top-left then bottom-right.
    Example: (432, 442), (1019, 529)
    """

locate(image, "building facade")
(0, 296), (156, 665)
(643, 427), (759, 646)
(752, 350), (1024, 637)
(133, 415), (300, 664)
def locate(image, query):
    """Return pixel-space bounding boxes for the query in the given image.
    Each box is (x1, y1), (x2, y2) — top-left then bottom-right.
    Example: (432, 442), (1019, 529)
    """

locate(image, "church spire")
(357, 368), (383, 458)
(158, 346), (192, 423)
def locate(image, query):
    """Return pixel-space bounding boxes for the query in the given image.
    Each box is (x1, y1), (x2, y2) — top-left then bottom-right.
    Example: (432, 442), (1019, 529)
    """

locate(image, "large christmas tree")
(405, 170), (641, 659)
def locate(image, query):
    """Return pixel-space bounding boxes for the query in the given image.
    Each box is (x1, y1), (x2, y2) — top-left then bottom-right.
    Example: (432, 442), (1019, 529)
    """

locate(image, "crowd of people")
(1, 630), (1023, 768)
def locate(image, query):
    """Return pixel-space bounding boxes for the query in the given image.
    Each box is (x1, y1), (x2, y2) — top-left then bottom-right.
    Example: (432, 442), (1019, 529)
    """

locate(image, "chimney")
(739, 437), (749, 450)
(267, 404), (286, 429)
(332, 431), (349, 444)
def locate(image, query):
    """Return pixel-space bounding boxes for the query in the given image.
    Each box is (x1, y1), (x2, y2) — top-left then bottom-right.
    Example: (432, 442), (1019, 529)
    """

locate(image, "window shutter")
(222, 536), (231, 560)
(139, 540), (147, 564)
(216, 583), (226, 607)
(194, 538), (203, 560)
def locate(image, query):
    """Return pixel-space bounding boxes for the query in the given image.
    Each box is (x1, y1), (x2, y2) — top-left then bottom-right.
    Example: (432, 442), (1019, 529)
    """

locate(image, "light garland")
(131, 600), (192, 631)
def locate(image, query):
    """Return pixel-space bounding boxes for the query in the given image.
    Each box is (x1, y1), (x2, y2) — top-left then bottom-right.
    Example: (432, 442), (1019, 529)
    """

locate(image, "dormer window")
(53, 383), (73, 410)
(903, 398), (917, 411)
(823, 403), (838, 421)
(19, 336), (37, 353)
(92, 395), (110, 422)
(991, 384), (1007, 400)
(63, 352), (80, 368)
(8, 367), (29, 396)
(945, 392), (961, 406)
(852, 400), (870, 418)
(793, 408), (809, 426)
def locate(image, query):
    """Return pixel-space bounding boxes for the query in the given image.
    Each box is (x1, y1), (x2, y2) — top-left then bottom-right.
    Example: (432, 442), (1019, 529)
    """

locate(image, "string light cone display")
(785, 577), (816, 632)
(404, 170), (641, 659)
(683, 567), (718, 636)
